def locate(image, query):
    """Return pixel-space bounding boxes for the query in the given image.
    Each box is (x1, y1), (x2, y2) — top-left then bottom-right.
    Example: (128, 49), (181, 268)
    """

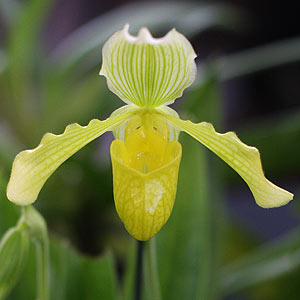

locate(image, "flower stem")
(145, 238), (162, 300)
(134, 240), (145, 300)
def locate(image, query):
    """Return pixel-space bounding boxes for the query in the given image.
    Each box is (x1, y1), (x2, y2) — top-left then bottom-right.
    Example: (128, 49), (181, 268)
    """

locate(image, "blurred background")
(0, 0), (299, 299)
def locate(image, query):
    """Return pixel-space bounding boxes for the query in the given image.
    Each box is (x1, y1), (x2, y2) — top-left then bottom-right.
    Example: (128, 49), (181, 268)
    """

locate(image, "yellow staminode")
(6, 25), (293, 241)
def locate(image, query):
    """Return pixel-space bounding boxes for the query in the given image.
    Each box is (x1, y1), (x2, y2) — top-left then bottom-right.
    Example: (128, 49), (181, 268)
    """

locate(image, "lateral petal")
(164, 115), (293, 208)
(7, 113), (130, 206)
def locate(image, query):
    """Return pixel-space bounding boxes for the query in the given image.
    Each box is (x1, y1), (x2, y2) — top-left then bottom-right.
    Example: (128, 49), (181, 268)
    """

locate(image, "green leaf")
(5, 0), (54, 146)
(217, 36), (300, 81)
(0, 172), (19, 236)
(76, 252), (119, 300)
(220, 227), (300, 296)
(5, 234), (120, 300)
(0, 170), (20, 236)
(7, 0), (53, 103)
(51, 239), (119, 300)
(156, 133), (221, 300)
(0, 226), (29, 300)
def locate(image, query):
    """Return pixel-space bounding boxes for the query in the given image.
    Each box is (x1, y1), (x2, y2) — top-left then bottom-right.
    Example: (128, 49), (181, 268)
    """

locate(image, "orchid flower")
(7, 25), (293, 241)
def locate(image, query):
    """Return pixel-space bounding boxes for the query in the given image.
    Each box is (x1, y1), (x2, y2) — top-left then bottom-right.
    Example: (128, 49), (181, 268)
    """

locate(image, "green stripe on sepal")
(7, 113), (131, 206)
(164, 114), (293, 208)
(100, 24), (197, 107)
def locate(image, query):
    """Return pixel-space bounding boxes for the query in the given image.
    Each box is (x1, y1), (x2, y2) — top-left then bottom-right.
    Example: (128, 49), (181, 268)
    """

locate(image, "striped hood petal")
(100, 24), (197, 107)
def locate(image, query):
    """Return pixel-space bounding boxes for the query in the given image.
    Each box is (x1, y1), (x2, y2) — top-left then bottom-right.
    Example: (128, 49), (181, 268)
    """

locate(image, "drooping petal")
(100, 24), (197, 107)
(7, 113), (131, 206)
(164, 114), (293, 208)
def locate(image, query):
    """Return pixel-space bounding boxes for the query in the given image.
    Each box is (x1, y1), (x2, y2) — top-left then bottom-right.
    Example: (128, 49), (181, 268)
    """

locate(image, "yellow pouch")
(110, 113), (182, 240)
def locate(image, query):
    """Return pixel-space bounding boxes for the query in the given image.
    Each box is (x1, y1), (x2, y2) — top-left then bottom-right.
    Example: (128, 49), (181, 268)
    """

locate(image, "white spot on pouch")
(145, 179), (164, 215)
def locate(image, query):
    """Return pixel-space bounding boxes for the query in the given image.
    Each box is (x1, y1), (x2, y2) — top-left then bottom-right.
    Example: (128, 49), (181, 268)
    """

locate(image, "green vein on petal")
(7, 113), (131, 206)
(100, 24), (197, 107)
(164, 114), (293, 208)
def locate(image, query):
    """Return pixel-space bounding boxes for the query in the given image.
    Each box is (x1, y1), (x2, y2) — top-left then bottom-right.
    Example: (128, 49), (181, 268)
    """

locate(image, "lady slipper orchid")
(7, 25), (293, 241)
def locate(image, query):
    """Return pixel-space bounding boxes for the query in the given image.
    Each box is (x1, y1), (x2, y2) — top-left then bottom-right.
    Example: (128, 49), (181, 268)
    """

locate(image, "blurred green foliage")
(0, 0), (299, 299)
